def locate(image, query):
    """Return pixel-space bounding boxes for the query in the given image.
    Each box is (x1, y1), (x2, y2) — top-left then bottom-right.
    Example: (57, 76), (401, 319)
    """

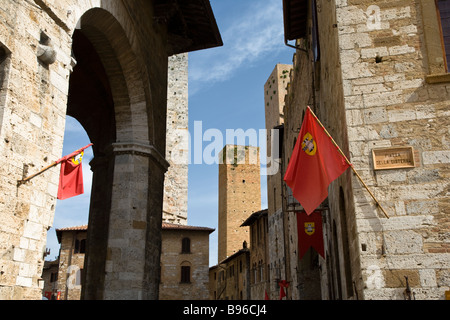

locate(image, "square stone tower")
(163, 53), (189, 225)
(264, 64), (292, 215)
(218, 145), (261, 262)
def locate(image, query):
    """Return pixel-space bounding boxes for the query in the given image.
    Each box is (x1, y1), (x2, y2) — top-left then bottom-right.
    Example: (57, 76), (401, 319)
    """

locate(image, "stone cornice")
(111, 142), (170, 172)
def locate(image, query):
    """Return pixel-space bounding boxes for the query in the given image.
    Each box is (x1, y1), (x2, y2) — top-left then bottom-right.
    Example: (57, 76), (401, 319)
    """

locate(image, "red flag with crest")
(57, 143), (93, 200)
(284, 107), (350, 214)
(297, 211), (324, 259)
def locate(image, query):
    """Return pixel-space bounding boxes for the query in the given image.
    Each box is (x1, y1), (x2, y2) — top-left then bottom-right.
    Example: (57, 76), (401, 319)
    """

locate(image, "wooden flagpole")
(18, 161), (59, 186)
(307, 106), (390, 219)
(17, 143), (93, 187)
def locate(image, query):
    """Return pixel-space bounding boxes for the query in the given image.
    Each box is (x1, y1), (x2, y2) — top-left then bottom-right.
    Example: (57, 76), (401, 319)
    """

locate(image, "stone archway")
(68, 8), (169, 300)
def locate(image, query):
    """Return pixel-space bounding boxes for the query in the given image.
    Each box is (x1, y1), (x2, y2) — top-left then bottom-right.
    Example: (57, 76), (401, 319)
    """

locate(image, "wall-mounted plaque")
(372, 146), (415, 170)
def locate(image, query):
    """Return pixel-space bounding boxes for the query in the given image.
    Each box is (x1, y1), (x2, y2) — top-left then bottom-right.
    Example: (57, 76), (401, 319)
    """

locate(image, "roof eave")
(283, 0), (308, 42)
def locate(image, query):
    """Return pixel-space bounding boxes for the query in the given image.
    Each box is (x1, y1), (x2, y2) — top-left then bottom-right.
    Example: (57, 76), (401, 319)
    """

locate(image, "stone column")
(83, 142), (169, 300)
(82, 154), (114, 300)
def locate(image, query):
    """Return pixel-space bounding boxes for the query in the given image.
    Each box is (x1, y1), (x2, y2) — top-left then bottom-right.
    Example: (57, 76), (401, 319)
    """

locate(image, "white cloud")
(189, 0), (285, 90)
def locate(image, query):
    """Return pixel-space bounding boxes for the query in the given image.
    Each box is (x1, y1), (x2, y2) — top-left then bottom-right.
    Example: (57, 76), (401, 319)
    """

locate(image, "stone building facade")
(209, 246), (250, 300)
(159, 223), (214, 300)
(54, 226), (87, 300)
(278, 0), (450, 300)
(0, 0), (221, 300)
(45, 223), (213, 300)
(241, 209), (270, 300)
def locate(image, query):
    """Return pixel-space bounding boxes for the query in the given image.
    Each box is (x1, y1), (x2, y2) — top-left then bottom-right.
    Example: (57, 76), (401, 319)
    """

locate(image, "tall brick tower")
(218, 145), (261, 262)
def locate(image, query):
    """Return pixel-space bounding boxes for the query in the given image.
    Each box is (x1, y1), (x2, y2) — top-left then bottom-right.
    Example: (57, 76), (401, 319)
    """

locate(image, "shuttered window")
(181, 266), (191, 283)
(437, 0), (450, 71)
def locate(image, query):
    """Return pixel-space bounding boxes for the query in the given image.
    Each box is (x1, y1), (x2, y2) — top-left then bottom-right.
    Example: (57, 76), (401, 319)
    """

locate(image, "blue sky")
(46, 0), (295, 267)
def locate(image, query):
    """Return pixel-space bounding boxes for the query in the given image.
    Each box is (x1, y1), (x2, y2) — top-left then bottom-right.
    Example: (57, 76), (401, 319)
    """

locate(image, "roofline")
(55, 222), (215, 243)
(218, 248), (250, 265)
(162, 222), (215, 234)
(241, 208), (268, 227)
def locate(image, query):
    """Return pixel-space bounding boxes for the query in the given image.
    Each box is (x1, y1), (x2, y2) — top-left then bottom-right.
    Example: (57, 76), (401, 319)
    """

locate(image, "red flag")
(284, 107), (350, 214)
(297, 211), (324, 259)
(57, 144), (93, 200)
(279, 280), (289, 300)
(264, 290), (270, 300)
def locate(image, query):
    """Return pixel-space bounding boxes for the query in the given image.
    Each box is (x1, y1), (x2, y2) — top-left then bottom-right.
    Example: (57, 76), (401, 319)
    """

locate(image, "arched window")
(181, 237), (191, 253)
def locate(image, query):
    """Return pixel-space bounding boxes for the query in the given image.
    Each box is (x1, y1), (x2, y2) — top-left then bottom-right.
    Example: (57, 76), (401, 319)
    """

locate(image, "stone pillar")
(82, 142), (169, 300)
(82, 155), (114, 300)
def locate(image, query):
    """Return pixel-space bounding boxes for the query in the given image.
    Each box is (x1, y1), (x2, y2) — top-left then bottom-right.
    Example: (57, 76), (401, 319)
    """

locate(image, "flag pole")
(17, 143), (93, 187)
(306, 106), (390, 219)
(17, 161), (59, 186)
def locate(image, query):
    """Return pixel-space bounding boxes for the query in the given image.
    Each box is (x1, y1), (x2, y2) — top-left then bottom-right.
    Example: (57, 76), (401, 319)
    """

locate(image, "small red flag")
(57, 144), (92, 200)
(279, 280), (289, 300)
(264, 290), (270, 300)
(284, 107), (350, 214)
(297, 211), (324, 259)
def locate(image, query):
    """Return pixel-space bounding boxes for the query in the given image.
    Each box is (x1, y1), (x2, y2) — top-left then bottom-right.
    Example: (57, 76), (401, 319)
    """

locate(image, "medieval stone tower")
(218, 145), (261, 262)
(264, 64), (292, 298)
(264, 64), (291, 214)
(163, 53), (189, 225)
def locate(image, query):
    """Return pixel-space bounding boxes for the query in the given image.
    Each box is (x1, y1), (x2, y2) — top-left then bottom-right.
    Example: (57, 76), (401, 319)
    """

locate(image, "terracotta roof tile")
(55, 225), (88, 232)
(162, 222), (214, 233)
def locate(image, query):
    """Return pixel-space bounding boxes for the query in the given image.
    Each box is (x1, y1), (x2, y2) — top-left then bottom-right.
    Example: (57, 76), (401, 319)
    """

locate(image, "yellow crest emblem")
(301, 132), (317, 156)
(71, 151), (84, 165)
(304, 222), (315, 236)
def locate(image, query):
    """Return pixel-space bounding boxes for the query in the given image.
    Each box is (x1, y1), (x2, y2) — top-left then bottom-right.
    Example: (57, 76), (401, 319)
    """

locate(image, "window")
(74, 239), (86, 254)
(181, 266), (191, 283)
(50, 272), (58, 283)
(181, 237), (191, 253)
(421, 0), (450, 82)
(437, 0), (450, 70)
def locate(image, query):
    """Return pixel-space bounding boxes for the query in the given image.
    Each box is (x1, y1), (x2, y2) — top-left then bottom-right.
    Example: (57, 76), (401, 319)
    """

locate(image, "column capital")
(109, 142), (170, 172)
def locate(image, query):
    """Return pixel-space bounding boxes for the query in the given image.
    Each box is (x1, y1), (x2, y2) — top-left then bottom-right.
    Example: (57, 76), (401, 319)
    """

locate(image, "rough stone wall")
(218, 145), (261, 262)
(209, 250), (249, 300)
(335, 0), (450, 300)
(163, 53), (189, 225)
(282, 0), (450, 300)
(0, 0), (72, 300)
(57, 230), (86, 300)
(248, 215), (269, 300)
(0, 0), (172, 300)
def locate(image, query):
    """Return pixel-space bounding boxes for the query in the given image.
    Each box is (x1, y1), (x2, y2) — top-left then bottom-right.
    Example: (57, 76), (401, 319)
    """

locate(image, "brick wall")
(218, 145), (261, 262)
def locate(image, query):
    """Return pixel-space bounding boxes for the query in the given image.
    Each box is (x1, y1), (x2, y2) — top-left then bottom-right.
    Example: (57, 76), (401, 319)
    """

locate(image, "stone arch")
(66, 6), (169, 300)
(73, 7), (151, 148)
